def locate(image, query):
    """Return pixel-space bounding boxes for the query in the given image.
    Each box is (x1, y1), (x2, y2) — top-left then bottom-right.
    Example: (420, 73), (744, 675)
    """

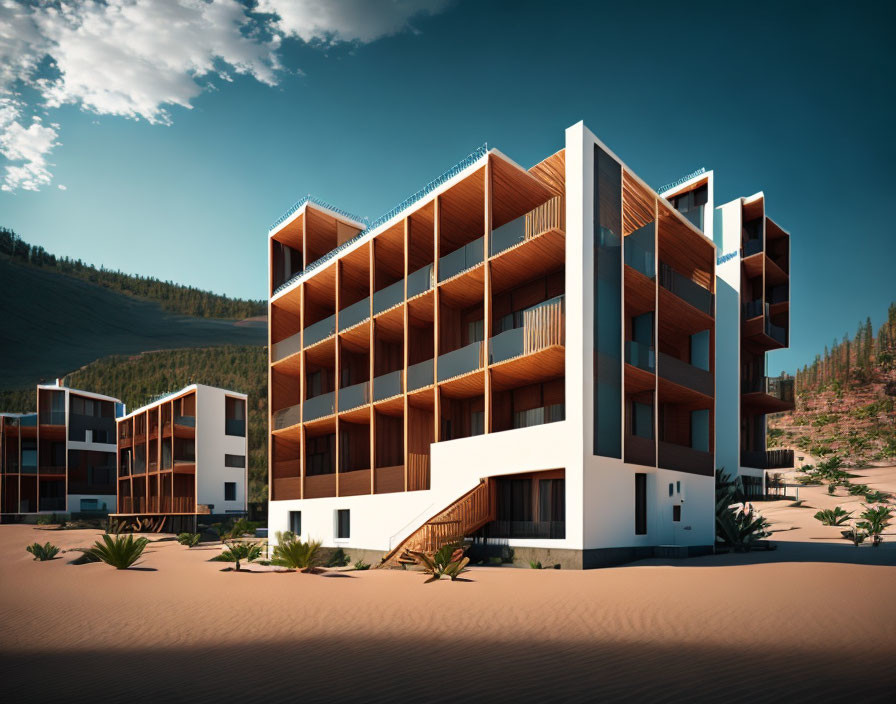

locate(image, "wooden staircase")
(378, 479), (494, 569)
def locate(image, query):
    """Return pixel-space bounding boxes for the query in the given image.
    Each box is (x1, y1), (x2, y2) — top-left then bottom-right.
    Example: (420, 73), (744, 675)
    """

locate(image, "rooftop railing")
(271, 145), (488, 297)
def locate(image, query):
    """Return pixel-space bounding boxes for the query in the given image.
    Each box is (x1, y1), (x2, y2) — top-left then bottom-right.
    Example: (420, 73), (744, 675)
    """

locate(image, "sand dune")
(2, 470), (896, 702)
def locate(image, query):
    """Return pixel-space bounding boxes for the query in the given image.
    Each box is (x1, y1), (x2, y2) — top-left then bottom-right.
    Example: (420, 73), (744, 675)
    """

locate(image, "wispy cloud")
(0, 0), (449, 192)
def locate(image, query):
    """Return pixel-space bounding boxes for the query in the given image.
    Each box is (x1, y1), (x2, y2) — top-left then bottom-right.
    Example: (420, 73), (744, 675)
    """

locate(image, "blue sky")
(1, 0), (894, 374)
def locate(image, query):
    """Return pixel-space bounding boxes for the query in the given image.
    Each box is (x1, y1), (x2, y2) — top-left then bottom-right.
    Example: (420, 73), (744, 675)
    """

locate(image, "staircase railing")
(379, 478), (494, 567)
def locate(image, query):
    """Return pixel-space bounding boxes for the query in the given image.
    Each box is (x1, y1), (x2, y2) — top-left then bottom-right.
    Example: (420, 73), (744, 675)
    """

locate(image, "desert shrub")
(353, 559), (371, 571)
(270, 537), (322, 571)
(864, 490), (890, 503)
(275, 530), (296, 544)
(35, 513), (57, 526)
(213, 518), (251, 542)
(847, 484), (870, 496)
(177, 532), (201, 547)
(212, 541), (262, 571)
(529, 560), (543, 570)
(813, 507), (853, 526)
(715, 470), (771, 550)
(827, 483), (836, 495)
(857, 505), (893, 547)
(409, 543), (470, 583)
(325, 547), (350, 567)
(26, 542), (59, 561)
(841, 527), (867, 546)
(89, 534), (149, 569)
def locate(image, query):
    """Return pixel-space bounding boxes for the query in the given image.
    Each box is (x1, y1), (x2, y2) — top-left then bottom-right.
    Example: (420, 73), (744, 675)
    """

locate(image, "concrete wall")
(195, 385), (249, 515)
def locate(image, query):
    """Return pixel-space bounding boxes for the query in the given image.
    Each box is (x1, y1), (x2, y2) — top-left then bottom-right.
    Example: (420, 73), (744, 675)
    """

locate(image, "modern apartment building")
(113, 384), (249, 532)
(266, 121), (758, 568)
(0, 382), (124, 519)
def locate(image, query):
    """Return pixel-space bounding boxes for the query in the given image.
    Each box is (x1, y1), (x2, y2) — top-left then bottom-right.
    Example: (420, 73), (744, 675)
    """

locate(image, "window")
(289, 511), (301, 536)
(225, 397), (246, 437)
(635, 473), (647, 535)
(224, 482), (237, 501)
(673, 505), (682, 522)
(470, 410), (484, 436)
(225, 454), (246, 468)
(336, 509), (350, 539)
(631, 402), (653, 439)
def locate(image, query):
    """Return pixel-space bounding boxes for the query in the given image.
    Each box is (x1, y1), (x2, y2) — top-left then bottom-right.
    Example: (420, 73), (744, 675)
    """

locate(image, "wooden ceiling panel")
(528, 149), (565, 197)
(623, 170), (656, 236)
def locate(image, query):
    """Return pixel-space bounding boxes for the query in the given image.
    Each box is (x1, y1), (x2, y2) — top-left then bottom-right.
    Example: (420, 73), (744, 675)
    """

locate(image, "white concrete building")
(265, 121), (780, 567)
(114, 384), (249, 532)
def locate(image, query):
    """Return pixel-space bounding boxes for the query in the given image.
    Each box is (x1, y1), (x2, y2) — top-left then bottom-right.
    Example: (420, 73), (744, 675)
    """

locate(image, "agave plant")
(89, 534), (149, 569)
(26, 542), (60, 561)
(176, 532), (202, 547)
(847, 483), (870, 496)
(409, 543), (471, 583)
(270, 537), (322, 571)
(813, 507), (853, 526)
(857, 505), (893, 547)
(353, 559), (371, 571)
(212, 541), (262, 571)
(715, 470), (771, 550)
(841, 526), (867, 546)
(864, 490), (890, 504)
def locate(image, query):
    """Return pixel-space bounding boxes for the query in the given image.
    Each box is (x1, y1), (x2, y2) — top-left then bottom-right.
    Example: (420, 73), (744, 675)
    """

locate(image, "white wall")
(194, 385), (249, 514)
(68, 493), (116, 513)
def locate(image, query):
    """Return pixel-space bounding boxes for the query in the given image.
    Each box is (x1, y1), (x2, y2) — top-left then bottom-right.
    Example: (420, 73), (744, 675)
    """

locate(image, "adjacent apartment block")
(113, 384), (249, 532)
(0, 382), (124, 519)
(265, 121), (776, 568)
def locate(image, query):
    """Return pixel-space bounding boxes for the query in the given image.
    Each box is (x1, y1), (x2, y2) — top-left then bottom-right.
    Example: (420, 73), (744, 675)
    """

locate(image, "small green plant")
(409, 544), (471, 583)
(176, 532), (201, 547)
(35, 513), (58, 526)
(827, 483), (836, 495)
(325, 547), (350, 567)
(864, 490), (890, 504)
(715, 470), (771, 550)
(89, 534), (149, 569)
(529, 560), (543, 570)
(270, 537), (322, 571)
(215, 518), (251, 542)
(26, 542), (60, 561)
(847, 484), (870, 496)
(212, 541), (263, 571)
(353, 559), (371, 571)
(857, 505), (893, 547)
(842, 527), (867, 546)
(813, 507), (853, 526)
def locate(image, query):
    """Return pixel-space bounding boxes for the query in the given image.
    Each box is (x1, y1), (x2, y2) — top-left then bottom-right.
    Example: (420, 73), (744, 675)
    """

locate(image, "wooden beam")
(334, 263), (341, 497)
(369, 237), (376, 494)
(484, 156), (493, 434)
(433, 195), (441, 443)
(299, 285), (305, 499)
(403, 217), (410, 492)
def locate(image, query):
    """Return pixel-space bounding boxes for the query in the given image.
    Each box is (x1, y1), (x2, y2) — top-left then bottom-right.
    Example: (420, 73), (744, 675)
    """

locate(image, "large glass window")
(225, 397), (246, 437)
(593, 145), (622, 458)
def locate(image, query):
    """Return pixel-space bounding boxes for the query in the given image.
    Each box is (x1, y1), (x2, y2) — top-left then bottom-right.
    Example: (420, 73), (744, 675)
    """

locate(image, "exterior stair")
(378, 478), (495, 569)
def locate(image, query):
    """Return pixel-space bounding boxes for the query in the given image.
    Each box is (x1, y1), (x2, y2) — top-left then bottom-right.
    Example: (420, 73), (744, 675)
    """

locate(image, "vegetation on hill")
(0, 346), (269, 503)
(0, 226), (265, 319)
(770, 302), (896, 465)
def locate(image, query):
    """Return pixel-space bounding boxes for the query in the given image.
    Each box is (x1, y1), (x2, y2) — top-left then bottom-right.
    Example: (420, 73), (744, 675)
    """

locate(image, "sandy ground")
(2, 470), (896, 703)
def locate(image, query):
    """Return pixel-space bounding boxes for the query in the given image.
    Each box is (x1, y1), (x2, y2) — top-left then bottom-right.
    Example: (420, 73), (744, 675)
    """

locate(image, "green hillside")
(0, 227), (264, 319)
(0, 257), (266, 390)
(0, 346), (269, 503)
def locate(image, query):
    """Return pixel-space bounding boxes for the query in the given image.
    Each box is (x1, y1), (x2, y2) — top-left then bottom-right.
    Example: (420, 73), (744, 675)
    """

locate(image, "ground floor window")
(635, 473), (647, 535)
(336, 509), (350, 539)
(480, 472), (565, 539)
(289, 511), (301, 536)
(224, 482), (236, 501)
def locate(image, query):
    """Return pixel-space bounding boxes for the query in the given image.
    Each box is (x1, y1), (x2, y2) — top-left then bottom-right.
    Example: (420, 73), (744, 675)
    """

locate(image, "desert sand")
(2, 469), (895, 703)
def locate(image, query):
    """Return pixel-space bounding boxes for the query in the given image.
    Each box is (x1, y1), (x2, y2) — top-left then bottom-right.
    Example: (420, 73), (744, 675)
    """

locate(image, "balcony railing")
(742, 238), (763, 257)
(373, 279), (404, 315)
(741, 449), (794, 470)
(271, 332), (301, 363)
(658, 263), (713, 316)
(489, 196), (563, 257)
(407, 263), (435, 299)
(304, 391), (335, 422)
(373, 370), (403, 402)
(625, 340), (655, 372)
(339, 297), (370, 331)
(272, 403), (301, 430)
(658, 352), (713, 397)
(407, 358), (434, 391)
(766, 319), (787, 346)
(658, 441), (713, 475)
(743, 376), (794, 403)
(438, 341), (484, 381)
(624, 236), (655, 279)
(304, 314), (336, 348)
(479, 520), (566, 540)
(339, 381), (369, 410)
(439, 236), (484, 281)
(743, 299), (765, 320)
(174, 415), (195, 427)
(489, 296), (565, 364)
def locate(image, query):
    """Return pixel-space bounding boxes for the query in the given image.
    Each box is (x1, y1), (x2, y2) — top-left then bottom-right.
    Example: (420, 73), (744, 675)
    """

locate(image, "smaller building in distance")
(113, 384), (249, 532)
(1, 382), (125, 519)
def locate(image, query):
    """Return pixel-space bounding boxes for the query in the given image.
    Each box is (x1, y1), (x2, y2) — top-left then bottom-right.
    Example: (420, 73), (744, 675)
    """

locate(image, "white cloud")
(57, 184), (66, 190)
(256, 0), (450, 44)
(0, 0), (450, 191)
